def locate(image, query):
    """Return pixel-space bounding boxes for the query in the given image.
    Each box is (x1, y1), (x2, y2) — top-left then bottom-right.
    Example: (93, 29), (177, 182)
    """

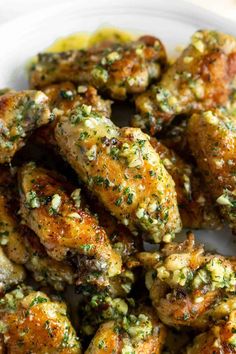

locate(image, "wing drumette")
(138, 233), (236, 330)
(187, 109), (236, 232)
(187, 311), (236, 354)
(150, 138), (221, 229)
(55, 105), (181, 243)
(85, 306), (166, 354)
(29, 36), (167, 100)
(133, 30), (236, 134)
(0, 286), (81, 353)
(18, 162), (122, 287)
(0, 90), (52, 163)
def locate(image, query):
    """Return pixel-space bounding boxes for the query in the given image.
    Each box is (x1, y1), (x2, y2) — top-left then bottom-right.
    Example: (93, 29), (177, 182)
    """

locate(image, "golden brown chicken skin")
(0, 197), (28, 264)
(133, 30), (236, 135)
(187, 109), (236, 232)
(0, 167), (74, 291)
(18, 162), (122, 287)
(29, 36), (167, 100)
(55, 106), (182, 243)
(150, 138), (221, 229)
(0, 286), (81, 353)
(85, 306), (166, 354)
(0, 168), (28, 265)
(35, 82), (112, 148)
(0, 90), (52, 163)
(43, 82), (112, 116)
(138, 233), (236, 330)
(187, 311), (236, 354)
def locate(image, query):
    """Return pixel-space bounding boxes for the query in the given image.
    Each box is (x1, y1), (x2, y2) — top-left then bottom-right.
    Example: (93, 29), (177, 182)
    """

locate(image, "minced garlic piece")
(216, 194), (232, 206)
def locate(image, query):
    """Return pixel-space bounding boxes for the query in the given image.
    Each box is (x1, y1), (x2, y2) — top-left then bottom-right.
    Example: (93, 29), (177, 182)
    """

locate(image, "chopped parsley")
(115, 197), (122, 206)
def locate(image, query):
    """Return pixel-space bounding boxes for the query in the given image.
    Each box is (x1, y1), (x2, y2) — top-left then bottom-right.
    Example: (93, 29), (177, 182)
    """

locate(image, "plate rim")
(0, 0), (236, 39)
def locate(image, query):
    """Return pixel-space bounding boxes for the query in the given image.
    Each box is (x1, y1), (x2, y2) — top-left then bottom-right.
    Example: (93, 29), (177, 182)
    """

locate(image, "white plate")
(0, 0), (235, 254)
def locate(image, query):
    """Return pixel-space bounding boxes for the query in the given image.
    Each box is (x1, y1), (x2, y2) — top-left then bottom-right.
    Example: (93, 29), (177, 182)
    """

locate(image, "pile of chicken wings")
(0, 29), (236, 353)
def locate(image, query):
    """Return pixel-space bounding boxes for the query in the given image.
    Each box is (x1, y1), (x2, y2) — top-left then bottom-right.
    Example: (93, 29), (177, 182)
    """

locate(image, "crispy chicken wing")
(85, 306), (166, 354)
(138, 233), (236, 330)
(0, 90), (52, 163)
(0, 286), (81, 353)
(0, 168), (28, 264)
(133, 30), (236, 134)
(29, 36), (167, 100)
(0, 197), (28, 264)
(187, 109), (236, 232)
(150, 138), (221, 229)
(54, 106), (182, 242)
(187, 311), (236, 354)
(0, 167), (75, 291)
(0, 246), (25, 296)
(35, 82), (112, 148)
(18, 162), (122, 287)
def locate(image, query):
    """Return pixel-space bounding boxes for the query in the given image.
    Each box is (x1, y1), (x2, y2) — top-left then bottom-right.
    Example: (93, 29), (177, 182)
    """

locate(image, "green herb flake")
(115, 197), (122, 207)
(127, 193), (134, 205)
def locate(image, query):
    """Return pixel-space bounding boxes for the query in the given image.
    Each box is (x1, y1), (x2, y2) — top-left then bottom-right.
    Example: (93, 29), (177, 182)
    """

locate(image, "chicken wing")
(0, 246), (25, 296)
(85, 306), (166, 354)
(54, 106), (182, 242)
(0, 167), (75, 291)
(187, 109), (236, 232)
(0, 168), (28, 264)
(18, 162), (122, 287)
(35, 82), (112, 148)
(0, 90), (52, 163)
(0, 286), (81, 353)
(150, 138), (222, 229)
(138, 232), (236, 330)
(29, 36), (167, 100)
(187, 311), (236, 354)
(133, 30), (236, 134)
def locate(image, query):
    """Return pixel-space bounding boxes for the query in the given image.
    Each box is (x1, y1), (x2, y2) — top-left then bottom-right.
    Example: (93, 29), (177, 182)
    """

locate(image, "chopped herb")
(115, 197), (122, 206)
(26, 296), (48, 316)
(149, 170), (156, 177)
(79, 131), (89, 141)
(123, 187), (130, 195)
(0, 231), (9, 237)
(61, 325), (70, 348)
(92, 66), (109, 83)
(137, 139), (146, 148)
(127, 193), (134, 205)
(93, 176), (104, 185)
(44, 320), (54, 338)
(80, 244), (93, 253)
(110, 147), (120, 160)
(60, 90), (74, 100)
(183, 312), (190, 321)
(98, 339), (106, 349)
